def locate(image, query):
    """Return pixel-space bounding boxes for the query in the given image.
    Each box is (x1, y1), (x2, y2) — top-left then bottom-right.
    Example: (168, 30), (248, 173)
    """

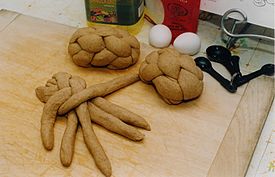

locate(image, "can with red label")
(146, 0), (201, 41)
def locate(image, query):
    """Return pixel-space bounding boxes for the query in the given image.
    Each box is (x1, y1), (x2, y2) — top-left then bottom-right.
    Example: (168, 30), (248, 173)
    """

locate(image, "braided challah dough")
(68, 26), (140, 69)
(139, 48), (204, 104)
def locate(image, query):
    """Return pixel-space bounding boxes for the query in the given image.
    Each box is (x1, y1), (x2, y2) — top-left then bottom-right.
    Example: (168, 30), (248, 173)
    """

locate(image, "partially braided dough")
(68, 26), (140, 69)
(139, 48), (204, 104)
(35, 72), (150, 177)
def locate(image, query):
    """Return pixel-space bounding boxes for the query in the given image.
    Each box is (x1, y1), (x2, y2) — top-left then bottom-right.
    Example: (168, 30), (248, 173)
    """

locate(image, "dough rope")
(60, 110), (78, 167)
(58, 74), (140, 115)
(70, 76), (112, 177)
(40, 87), (72, 150)
(68, 26), (140, 69)
(53, 72), (78, 167)
(88, 102), (145, 141)
(92, 97), (151, 130)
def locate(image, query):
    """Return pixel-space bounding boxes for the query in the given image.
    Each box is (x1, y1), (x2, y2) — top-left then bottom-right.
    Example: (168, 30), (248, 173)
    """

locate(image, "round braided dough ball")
(68, 26), (140, 69)
(139, 48), (204, 104)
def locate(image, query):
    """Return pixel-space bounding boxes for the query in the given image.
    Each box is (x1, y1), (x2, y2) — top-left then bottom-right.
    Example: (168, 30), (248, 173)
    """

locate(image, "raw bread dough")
(68, 26), (140, 69)
(139, 48), (204, 104)
(35, 72), (150, 177)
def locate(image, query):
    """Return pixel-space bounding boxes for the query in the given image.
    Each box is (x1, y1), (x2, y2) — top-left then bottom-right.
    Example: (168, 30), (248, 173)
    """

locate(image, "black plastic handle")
(207, 67), (237, 93)
(234, 64), (275, 87)
(235, 70), (262, 87)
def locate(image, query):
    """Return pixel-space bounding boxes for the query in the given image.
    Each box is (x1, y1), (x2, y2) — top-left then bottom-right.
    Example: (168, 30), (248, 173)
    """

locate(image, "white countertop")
(0, 1), (274, 176)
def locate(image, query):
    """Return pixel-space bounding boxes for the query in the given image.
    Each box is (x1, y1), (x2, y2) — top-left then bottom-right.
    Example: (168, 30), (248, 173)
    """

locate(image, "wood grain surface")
(207, 77), (274, 177)
(0, 10), (273, 177)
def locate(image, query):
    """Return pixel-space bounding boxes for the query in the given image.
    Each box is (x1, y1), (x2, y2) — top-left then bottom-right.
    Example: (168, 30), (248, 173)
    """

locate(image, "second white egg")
(173, 32), (201, 55)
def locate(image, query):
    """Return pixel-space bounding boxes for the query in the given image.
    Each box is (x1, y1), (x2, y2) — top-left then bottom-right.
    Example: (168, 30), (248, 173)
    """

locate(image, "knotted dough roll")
(68, 26), (140, 69)
(139, 48), (204, 104)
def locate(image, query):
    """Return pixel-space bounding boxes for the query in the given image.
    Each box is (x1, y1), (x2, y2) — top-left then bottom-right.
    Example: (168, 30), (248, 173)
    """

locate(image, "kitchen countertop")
(0, 1), (274, 176)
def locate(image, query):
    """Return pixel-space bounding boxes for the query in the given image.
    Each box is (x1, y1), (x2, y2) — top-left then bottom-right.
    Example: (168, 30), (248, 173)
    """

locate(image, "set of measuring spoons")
(195, 45), (274, 93)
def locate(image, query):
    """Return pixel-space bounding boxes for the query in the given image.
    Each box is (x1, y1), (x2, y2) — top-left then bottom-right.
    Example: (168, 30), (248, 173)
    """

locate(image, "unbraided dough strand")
(88, 102), (145, 141)
(58, 74), (140, 115)
(92, 97), (150, 130)
(53, 72), (79, 167)
(41, 87), (72, 150)
(70, 76), (112, 177)
(60, 110), (78, 166)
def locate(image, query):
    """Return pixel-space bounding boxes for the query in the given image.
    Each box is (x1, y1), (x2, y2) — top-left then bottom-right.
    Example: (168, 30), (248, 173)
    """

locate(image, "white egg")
(149, 24), (172, 48)
(173, 32), (201, 55)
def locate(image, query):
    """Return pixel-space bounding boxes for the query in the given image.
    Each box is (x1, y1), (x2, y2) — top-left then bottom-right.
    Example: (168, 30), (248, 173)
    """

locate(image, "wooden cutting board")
(0, 10), (274, 177)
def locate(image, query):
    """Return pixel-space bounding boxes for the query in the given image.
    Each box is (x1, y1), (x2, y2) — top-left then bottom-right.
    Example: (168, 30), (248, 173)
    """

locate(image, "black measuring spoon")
(195, 57), (237, 93)
(233, 64), (275, 87)
(206, 45), (237, 76)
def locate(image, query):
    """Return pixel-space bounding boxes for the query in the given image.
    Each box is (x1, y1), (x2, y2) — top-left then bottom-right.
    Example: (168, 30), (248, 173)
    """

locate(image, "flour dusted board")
(200, 0), (275, 29)
(0, 10), (273, 177)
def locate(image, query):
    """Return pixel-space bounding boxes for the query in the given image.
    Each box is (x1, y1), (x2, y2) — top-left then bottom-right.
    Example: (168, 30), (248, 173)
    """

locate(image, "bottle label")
(88, 0), (118, 24)
(85, 0), (144, 25)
